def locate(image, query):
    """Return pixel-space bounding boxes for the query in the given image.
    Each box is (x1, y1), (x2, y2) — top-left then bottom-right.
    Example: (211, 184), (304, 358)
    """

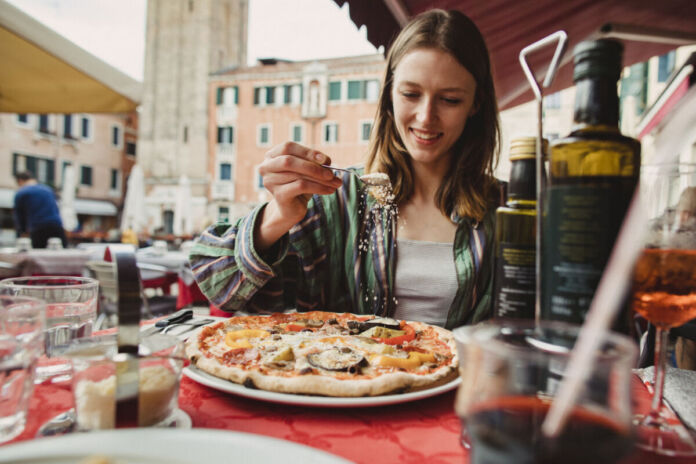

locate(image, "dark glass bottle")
(541, 39), (641, 331)
(493, 137), (547, 320)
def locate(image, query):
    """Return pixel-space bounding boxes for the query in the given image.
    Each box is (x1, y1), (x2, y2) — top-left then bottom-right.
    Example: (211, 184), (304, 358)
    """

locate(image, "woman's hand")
(255, 142), (343, 250)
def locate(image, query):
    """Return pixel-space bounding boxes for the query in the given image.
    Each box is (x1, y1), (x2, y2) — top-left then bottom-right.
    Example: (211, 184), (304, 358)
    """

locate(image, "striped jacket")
(190, 169), (497, 329)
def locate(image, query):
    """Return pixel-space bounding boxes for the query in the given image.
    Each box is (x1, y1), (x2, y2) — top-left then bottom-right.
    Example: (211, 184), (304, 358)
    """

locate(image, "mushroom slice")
(306, 347), (366, 372)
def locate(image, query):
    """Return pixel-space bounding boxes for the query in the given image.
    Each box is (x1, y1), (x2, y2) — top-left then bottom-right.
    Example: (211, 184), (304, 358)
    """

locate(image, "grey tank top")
(392, 238), (458, 327)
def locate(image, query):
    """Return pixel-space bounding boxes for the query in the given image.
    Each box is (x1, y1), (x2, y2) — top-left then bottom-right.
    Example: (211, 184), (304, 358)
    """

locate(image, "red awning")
(334, 0), (696, 110)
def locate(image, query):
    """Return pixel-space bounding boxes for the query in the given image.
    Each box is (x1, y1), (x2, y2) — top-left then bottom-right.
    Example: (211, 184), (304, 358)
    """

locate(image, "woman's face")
(391, 47), (477, 168)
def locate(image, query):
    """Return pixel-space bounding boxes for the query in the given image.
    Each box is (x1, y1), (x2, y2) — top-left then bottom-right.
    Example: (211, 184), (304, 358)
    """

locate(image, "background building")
(208, 54), (384, 220)
(137, 0), (248, 235)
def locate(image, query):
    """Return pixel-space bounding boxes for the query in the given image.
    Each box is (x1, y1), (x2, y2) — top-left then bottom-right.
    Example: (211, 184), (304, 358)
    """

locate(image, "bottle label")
(493, 242), (535, 319)
(541, 180), (632, 323)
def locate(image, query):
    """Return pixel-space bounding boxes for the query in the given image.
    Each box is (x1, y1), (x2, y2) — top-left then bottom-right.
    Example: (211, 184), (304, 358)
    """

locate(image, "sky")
(6, 0), (378, 81)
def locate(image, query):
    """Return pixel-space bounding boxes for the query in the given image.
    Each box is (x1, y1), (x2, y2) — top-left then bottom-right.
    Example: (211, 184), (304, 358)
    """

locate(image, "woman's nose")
(416, 97), (436, 123)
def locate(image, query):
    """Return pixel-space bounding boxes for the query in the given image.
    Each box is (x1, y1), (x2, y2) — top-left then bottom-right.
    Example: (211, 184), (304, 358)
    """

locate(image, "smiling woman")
(190, 9), (502, 330)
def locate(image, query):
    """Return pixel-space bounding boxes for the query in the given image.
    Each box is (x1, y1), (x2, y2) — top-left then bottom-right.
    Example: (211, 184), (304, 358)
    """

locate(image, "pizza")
(185, 311), (459, 397)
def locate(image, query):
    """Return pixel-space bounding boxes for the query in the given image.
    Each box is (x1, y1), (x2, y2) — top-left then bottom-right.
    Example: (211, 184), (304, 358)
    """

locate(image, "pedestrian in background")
(13, 171), (68, 249)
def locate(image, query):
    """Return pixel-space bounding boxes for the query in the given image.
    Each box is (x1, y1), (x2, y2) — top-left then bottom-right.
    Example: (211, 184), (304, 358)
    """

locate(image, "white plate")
(0, 428), (352, 464)
(184, 364), (461, 407)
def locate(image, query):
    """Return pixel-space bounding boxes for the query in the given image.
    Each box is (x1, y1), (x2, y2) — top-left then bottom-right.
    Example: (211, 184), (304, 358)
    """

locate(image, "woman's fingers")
(263, 142), (335, 182)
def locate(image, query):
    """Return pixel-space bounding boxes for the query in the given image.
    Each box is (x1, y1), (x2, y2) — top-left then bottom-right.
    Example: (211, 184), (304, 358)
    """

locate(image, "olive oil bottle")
(493, 137), (547, 319)
(541, 39), (640, 330)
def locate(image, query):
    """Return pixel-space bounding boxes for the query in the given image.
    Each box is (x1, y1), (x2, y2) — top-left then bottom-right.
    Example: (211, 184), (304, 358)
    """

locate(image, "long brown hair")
(365, 9), (500, 222)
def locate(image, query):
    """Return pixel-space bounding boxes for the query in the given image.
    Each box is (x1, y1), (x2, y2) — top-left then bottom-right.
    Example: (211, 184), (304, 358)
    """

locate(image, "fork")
(321, 165), (390, 187)
(161, 318), (216, 335)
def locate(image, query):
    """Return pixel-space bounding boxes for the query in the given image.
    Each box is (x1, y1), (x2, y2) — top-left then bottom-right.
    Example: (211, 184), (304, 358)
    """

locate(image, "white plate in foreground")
(184, 365), (461, 407)
(0, 429), (351, 464)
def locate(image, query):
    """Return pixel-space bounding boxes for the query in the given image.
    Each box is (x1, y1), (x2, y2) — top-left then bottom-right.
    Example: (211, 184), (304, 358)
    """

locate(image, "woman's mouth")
(410, 128), (442, 143)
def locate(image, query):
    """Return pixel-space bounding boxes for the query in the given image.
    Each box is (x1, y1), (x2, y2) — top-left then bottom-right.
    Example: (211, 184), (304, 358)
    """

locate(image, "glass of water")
(0, 295), (45, 442)
(0, 277), (98, 383)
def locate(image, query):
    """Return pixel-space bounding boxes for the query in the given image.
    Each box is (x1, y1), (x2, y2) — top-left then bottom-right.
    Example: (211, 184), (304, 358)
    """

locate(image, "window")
(217, 86), (238, 105)
(265, 86), (275, 105)
(347, 80), (363, 100)
(13, 153), (55, 186)
(283, 85), (292, 104)
(80, 165), (93, 186)
(360, 121), (372, 142)
(543, 92), (561, 109)
(110, 169), (119, 190)
(126, 142), (136, 156)
(258, 124), (271, 146)
(63, 115), (73, 139)
(254, 87), (261, 105)
(657, 51), (676, 83)
(329, 81), (342, 101)
(38, 114), (50, 134)
(217, 126), (234, 144)
(218, 206), (230, 222)
(365, 80), (379, 101)
(17, 114), (29, 125)
(163, 210), (174, 234)
(291, 123), (303, 143)
(111, 126), (121, 147)
(80, 116), (91, 139)
(220, 163), (232, 180)
(323, 122), (338, 144)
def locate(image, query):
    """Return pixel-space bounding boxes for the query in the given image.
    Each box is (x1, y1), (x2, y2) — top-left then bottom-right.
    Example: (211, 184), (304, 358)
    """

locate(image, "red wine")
(467, 396), (633, 464)
(632, 248), (696, 328)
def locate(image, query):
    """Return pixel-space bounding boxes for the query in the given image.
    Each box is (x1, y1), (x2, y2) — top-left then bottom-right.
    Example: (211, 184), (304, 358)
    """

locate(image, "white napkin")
(634, 366), (696, 431)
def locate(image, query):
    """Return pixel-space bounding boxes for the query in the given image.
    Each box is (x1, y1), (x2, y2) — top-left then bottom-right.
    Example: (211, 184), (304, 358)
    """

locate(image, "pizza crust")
(186, 313), (459, 397)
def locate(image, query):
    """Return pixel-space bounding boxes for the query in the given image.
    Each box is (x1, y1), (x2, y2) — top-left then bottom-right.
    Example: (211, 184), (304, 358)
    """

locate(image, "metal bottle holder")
(518, 31), (568, 324)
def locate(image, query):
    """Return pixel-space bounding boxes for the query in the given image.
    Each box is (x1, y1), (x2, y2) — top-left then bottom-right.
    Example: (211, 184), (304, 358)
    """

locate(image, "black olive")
(328, 318), (338, 325)
(243, 378), (257, 389)
(340, 346), (352, 353)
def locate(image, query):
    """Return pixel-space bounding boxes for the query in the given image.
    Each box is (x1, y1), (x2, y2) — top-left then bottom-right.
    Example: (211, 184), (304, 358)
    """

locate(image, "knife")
(141, 309), (194, 337)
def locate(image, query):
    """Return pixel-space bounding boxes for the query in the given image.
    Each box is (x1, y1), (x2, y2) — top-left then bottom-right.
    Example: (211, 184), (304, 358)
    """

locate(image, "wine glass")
(632, 162), (696, 456)
(453, 320), (637, 464)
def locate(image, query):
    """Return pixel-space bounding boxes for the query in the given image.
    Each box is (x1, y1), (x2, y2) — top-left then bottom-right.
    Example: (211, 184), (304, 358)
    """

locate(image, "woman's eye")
(442, 97), (462, 104)
(400, 92), (419, 99)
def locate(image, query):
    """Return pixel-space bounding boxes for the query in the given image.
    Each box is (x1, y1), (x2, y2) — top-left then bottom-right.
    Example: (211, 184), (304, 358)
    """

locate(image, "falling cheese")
(371, 351), (436, 369)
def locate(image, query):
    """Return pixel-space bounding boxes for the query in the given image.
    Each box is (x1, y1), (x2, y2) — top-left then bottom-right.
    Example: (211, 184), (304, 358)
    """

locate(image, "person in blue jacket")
(13, 171), (68, 248)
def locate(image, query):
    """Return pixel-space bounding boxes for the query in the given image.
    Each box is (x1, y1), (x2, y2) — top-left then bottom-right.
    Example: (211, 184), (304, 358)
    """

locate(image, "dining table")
(2, 318), (693, 464)
(0, 248), (95, 277)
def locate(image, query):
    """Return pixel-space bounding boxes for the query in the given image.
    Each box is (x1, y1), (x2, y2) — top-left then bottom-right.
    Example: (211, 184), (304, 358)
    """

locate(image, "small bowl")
(66, 333), (185, 430)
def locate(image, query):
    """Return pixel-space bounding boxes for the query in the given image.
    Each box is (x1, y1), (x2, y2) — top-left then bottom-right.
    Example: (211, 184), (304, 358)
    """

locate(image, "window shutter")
(216, 87), (224, 105)
(217, 127), (224, 143)
(234, 86), (239, 104)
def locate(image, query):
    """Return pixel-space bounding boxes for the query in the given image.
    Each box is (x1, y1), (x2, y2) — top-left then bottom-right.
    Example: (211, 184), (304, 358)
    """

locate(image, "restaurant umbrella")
(0, 0), (141, 113)
(59, 164), (78, 232)
(173, 175), (193, 237)
(333, 0), (696, 110)
(120, 164), (148, 236)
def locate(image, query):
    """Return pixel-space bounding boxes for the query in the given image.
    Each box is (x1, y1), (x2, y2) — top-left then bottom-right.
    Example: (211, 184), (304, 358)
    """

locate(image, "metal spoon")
(36, 408), (76, 436)
(322, 165), (391, 187)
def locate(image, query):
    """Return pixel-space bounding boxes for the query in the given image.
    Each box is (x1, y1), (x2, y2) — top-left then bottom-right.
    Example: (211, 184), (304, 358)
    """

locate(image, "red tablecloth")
(5, 373), (693, 463)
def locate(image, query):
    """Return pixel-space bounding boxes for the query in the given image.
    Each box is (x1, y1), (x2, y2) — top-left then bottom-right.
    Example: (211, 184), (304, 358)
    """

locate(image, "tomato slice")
(372, 322), (415, 345)
(285, 323), (307, 332)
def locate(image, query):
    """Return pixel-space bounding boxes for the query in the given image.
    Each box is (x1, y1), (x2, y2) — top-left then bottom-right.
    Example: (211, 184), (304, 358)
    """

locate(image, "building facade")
(207, 54), (385, 221)
(138, 0), (248, 235)
(0, 111), (134, 245)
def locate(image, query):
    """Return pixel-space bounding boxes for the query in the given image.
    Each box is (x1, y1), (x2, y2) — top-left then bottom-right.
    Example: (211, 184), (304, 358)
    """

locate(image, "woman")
(191, 9), (501, 329)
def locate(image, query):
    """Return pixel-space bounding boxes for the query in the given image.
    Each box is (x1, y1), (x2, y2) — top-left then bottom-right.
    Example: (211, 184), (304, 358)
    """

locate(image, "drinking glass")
(453, 320), (637, 464)
(0, 276), (98, 383)
(631, 163), (696, 456)
(0, 295), (45, 442)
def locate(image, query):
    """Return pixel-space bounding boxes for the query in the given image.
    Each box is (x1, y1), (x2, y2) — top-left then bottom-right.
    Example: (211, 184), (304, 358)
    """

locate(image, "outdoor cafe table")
(0, 248), (94, 277)
(5, 353), (693, 463)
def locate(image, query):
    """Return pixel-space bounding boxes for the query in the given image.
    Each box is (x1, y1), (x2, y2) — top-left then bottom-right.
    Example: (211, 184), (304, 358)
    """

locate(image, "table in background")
(6, 373), (690, 464)
(0, 248), (94, 277)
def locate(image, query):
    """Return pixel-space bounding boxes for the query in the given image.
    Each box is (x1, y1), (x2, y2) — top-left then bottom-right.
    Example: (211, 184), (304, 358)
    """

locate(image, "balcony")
(217, 144), (235, 157)
(211, 181), (235, 201)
